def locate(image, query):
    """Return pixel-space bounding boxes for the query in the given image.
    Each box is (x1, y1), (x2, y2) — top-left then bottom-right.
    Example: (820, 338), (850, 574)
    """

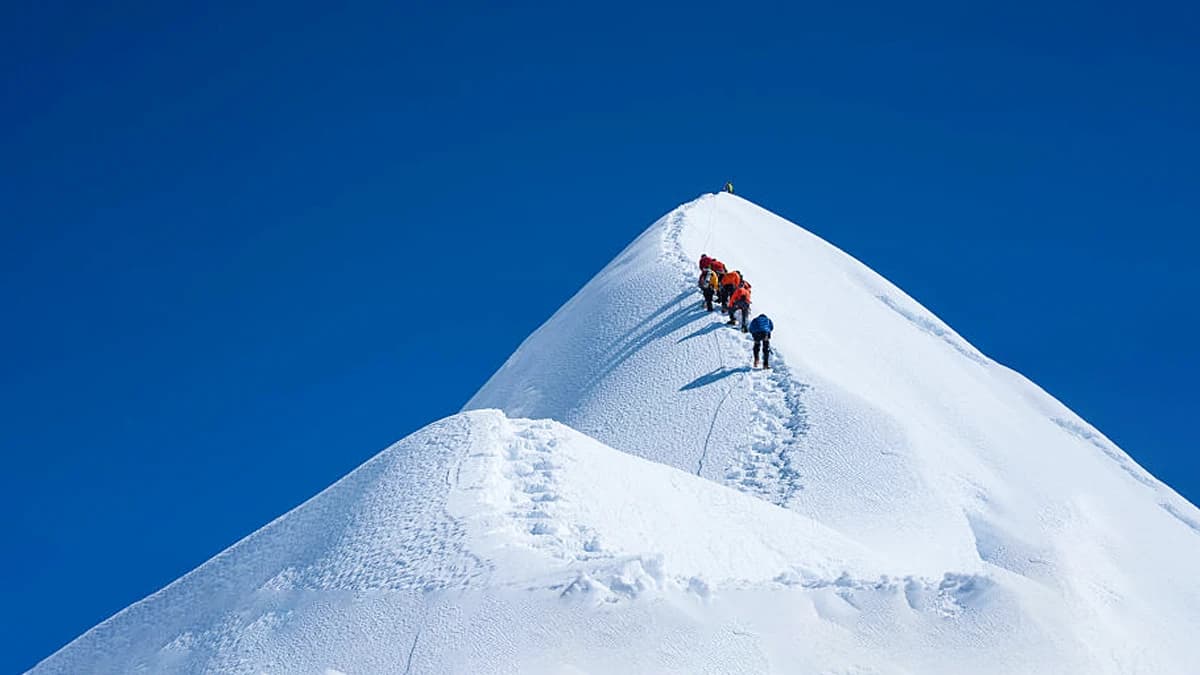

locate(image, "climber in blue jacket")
(749, 314), (773, 369)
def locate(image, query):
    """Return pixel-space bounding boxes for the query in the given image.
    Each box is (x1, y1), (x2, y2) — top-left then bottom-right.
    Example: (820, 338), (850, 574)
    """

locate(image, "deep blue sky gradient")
(3, 1), (1198, 670)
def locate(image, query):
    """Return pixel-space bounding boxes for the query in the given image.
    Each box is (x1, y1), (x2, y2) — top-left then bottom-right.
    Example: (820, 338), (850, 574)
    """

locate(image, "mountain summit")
(36, 194), (1200, 674)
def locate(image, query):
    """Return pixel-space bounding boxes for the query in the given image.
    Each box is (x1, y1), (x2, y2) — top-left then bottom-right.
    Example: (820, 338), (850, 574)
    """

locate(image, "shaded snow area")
(38, 194), (1200, 673)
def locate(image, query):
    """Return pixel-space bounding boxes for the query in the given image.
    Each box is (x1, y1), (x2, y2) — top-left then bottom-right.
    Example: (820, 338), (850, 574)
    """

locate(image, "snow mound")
(36, 410), (935, 674)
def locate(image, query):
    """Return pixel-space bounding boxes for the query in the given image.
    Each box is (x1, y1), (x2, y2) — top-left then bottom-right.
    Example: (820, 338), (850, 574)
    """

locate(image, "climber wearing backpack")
(749, 314), (773, 369)
(724, 181), (735, 194)
(698, 267), (719, 312)
(728, 284), (752, 331)
(719, 269), (742, 313)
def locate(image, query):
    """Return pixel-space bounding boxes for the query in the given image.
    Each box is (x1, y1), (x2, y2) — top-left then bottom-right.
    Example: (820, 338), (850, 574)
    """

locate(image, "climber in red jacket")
(728, 284), (752, 331)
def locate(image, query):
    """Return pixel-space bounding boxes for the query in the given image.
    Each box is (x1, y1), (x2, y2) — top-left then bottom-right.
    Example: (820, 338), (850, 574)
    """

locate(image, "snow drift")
(35, 193), (1200, 674)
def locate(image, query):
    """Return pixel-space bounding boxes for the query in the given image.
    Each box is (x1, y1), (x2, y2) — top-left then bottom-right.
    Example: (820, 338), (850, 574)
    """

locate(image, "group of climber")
(697, 253), (773, 369)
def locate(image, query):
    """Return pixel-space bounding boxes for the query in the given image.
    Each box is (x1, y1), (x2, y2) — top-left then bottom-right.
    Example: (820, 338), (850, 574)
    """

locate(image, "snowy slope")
(34, 410), (1034, 675)
(36, 193), (1200, 674)
(468, 192), (1200, 672)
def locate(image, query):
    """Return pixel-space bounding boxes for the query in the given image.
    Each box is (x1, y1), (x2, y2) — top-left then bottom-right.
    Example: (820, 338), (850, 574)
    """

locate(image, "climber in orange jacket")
(719, 270), (742, 313)
(728, 284), (752, 331)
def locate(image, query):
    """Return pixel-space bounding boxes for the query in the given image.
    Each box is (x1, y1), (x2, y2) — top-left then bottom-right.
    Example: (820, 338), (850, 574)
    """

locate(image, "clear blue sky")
(3, 1), (1197, 670)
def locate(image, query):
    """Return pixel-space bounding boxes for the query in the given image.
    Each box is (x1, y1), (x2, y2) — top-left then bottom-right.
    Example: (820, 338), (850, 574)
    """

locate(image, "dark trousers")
(730, 301), (750, 330)
(701, 287), (715, 311)
(720, 284), (735, 312)
(753, 332), (771, 367)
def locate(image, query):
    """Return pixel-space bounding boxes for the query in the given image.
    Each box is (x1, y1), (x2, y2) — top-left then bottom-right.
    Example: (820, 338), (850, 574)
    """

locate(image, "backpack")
(750, 315), (773, 335)
(698, 269), (716, 290)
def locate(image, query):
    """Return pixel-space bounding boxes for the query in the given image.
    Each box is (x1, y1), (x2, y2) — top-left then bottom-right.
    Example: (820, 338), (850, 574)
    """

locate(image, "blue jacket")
(749, 314), (773, 336)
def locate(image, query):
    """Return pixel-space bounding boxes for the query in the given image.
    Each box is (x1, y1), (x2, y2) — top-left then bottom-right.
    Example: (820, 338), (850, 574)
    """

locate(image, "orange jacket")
(730, 286), (751, 307)
(709, 259), (727, 275)
(720, 271), (742, 288)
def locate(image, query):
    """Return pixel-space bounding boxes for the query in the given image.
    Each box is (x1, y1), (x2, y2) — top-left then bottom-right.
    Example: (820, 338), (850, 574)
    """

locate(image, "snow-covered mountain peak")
(469, 191), (1200, 669)
(35, 193), (1200, 674)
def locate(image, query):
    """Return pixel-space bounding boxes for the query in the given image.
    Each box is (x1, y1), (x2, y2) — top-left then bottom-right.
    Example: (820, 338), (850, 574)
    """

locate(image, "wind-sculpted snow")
(875, 293), (988, 364)
(39, 194), (1200, 673)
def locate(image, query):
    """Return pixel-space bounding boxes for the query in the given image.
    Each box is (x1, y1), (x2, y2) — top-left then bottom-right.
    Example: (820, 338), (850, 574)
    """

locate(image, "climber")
(749, 314), (773, 369)
(728, 284), (752, 331)
(724, 181), (735, 194)
(699, 253), (713, 271)
(719, 269), (742, 313)
(698, 266), (719, 312)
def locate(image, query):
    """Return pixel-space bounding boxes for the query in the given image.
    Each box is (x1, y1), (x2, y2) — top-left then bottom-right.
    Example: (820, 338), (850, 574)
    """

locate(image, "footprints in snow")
(722, 331), (810, 508)
(661, 199), (811, 508)
(559, 556), (679, 605)
(774, 569), (995, 619)
(500, 422), (609, 563)
(660, 205), (697, 274)
(498, 422), (711, 605)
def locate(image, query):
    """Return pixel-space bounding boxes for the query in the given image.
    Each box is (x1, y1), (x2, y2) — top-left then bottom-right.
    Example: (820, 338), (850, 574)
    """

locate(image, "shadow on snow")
(680, 366), (752, 391)
(677, 320), (725, 343)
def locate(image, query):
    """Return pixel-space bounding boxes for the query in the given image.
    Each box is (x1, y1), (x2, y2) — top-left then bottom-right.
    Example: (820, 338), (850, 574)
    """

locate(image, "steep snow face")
(469, 193), (1200, 672)
(39, 410), (957, 674)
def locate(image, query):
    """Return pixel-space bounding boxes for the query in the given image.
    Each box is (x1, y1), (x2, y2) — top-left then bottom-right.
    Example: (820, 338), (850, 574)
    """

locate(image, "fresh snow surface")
(37, 193), (1200, 674)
